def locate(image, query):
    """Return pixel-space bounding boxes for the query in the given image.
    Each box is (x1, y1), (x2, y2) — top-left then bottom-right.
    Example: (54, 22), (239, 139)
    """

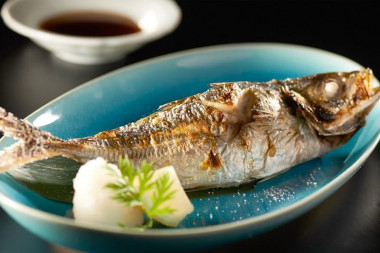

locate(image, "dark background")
(0, 1), (379, 252)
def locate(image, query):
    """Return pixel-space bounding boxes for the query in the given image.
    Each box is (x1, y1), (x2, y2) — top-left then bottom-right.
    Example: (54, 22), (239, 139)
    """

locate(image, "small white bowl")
(1, 0), (181, 64)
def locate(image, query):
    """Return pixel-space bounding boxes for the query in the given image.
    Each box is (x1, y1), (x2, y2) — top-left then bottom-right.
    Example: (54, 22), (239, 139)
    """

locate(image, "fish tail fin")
(0, 107), (64, 173)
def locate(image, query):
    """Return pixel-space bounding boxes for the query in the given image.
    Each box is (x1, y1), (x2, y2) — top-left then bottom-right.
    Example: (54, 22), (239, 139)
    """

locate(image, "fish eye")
(323, 80), (340, 98)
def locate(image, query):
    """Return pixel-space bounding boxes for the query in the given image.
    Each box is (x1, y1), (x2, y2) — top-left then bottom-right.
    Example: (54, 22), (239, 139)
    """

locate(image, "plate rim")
(1, 42), (379, 237)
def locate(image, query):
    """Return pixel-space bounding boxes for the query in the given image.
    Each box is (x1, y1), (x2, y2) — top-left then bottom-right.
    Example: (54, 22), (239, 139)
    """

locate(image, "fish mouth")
(349, 70), (380, 117)
(354, 68), (380, 111)
(360, 68), (373, 95)
(368, 85), (380, 106)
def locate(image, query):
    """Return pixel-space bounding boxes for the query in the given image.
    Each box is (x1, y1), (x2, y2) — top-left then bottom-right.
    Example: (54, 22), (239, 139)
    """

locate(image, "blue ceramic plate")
(1, 43), (379, 252)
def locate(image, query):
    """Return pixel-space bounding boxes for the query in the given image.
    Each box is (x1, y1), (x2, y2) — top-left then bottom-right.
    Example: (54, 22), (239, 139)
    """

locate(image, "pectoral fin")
(201, 89), (257, 141)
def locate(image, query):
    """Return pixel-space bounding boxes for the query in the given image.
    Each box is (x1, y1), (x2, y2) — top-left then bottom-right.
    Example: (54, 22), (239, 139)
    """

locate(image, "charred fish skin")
(0, 69), (379, 190)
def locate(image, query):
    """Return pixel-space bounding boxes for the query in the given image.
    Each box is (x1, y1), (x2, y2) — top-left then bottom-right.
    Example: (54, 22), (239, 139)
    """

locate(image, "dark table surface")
(0, 1), (379, 252)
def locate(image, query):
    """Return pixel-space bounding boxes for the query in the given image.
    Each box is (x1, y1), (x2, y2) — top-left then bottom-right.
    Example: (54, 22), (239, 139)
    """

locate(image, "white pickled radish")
(143, 166), (194, 227)
(72, 157), (144, 227)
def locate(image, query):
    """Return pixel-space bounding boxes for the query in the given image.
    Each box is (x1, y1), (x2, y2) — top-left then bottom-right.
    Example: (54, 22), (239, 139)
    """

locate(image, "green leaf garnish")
(106, 156), (177, 228)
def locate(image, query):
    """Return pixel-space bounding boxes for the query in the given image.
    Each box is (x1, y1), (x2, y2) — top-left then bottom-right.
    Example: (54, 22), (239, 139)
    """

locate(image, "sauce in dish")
(40, 11), (141, 37)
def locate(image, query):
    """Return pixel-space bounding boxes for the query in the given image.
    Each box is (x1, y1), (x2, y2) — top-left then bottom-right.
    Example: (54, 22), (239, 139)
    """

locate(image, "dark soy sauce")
(40, 11), (141, 37)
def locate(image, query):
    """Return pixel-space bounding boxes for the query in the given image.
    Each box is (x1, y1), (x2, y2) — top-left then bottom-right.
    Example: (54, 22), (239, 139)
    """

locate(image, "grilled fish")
(0, 69), (379, 189)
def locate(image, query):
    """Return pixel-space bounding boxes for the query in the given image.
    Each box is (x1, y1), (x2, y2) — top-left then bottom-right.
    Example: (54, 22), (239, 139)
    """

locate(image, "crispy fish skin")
(0, 69), (379, 189)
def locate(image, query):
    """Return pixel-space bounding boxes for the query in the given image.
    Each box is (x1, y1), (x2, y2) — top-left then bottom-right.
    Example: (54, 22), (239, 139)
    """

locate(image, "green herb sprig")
(105, 157), (177, 228)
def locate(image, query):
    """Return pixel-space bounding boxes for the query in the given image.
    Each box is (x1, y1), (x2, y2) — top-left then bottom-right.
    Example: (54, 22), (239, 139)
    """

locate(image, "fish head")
(285, 69), (380, 136)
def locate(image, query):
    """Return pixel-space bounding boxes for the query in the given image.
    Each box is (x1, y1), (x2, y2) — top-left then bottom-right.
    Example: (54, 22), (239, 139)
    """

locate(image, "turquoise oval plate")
(1, 43), (379, 252)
